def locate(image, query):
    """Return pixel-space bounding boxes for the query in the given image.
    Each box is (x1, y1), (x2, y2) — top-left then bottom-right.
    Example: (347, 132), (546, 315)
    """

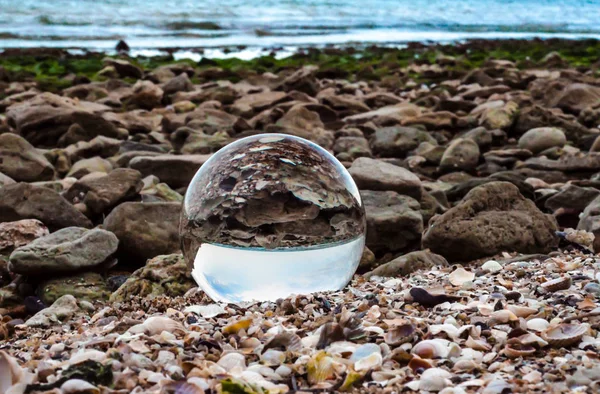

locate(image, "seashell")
(66, 350), (107, 365)
(526, 318), (549, 332)
(263, 331), (302, 353)
(60, 379), (100, 394)
(502, 340), (536, 359)
(453, 359), (479, 372)
(412, 339), (453, 359)
(260, 349), (286, 366)
(222, 318), (252, 335)
(483, 379), (511, 394)
(541, 323), (589, 348)
(217, 352), (246, 372)
(354, 352), (383, 371)
(506, 305), (537, 318)
(541, 276), (572, 292)
(307, 351), (337, 385)
(487, 310), (518, 327)
(419, 368), (452, 391)
(482, 260), (502, 273)
(160, 381), (204, 394)
(429, 324), (460, 340)
(408, 356), (432, 372)
(577, 297), (597, 311)
(449, 267), (475, 287)
(128, 316), (185, 336)
(0, 351), (25, 393)
(184, 304), (227, 318)
(465, 336), (491, 351)
(350, 343), (381, 362)
(516, 332), (548, 348)
(384, 323), (416, 346)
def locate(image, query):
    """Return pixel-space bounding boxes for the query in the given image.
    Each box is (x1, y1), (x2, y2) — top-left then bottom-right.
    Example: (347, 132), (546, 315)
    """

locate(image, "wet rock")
(364, 251), (448, 278)
(0, 219), (49, 255)
(102, 58), (143, 79)
(370, 126), (437, 158)
(0, 183), (92, 231)
(422, 181), (558, 262)
(343, 103), (421, 126)
(129, 154), (211, 189)
(0, 133), (55, 182)
(38, 272), (111, 305)
(103, 202), (181, 265)
(518, 127), (567, 154)
(6, 92), (119, 147)
(110, 254), (196, 302)
(349, 157), (422, 200)
(62, 168), (143, 215)
(439, 138), (480, 172)
(8, 227), (118, 275)
(66, 157), (113, 179)
(25, 294), (80, 327)
(128, 80), (164, 110)
(361, 190), (423, 252)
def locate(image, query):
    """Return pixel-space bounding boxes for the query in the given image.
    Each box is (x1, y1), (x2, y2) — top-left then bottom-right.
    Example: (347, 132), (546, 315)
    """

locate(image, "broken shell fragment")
(449, 267), (475, 287)
(419, 368), (452, 391)
(384, 323), (416, 346)
(127, 316), (186, 336)
(60, 379), (100, 394)
(503, 340), (537, 359)
(541, 324), (589, 348)
(541, 276), (572, 292)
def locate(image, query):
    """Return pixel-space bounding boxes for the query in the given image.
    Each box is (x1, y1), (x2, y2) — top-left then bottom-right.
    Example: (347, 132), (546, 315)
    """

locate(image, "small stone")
(518, 127), (567, 154)
(583, 282), (600, 295)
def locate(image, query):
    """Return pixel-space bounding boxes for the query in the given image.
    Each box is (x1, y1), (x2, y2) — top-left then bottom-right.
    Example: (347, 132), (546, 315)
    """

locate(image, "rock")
(0, 183), (92, 231)
(102, 58), (143, 79)
(184, 107), (243, 135)
(364, 251), (448, 278)
(0, 219), (49, 255)
(514, 105), (594, 145)
(361, 190), (423, 252)
(545, 184), (600, 213)
(358, 247), (377, 271)
(549, 83), (600, 115)
(477, 101), (518, 130)
(439, 138), (480, 172)
(519, 153), (600, 173)
(370, 126), (437, 158)
(103, 110), (163, 134)
(402, 111), (459, 130)
(171, 128), (231, 154)
(0, 172), (15, 186)
(63, 136), (122, 161)
(231, 91), (288, 117)
(463, 126), (495, 149)
(6, 92), (118, 147)
(0, 133), (55, 181)
(141, 182), (184, 202)
(332, 136), (372, 160)
(66, 157), (113, 179)
(343, 103), (421, 126)
(103, 202), (181, 265)
(128, 80), (164, 110)
(129, 154), (211, 189)
(518, 127), (567, 154)
(62, 168), (143, 215)
(422, 182), (558, 262)
(162, 73), (194, 96)
(349, 158), (422, 200)
(38, 272), (111, 305)
(577, 195), (600, 252)
(25, 294), (80, 327)
(266, 104), (334, 148)
(110, 254), (196, 302)
(275, 65), (319, 95)
(8, 227), (118, 275)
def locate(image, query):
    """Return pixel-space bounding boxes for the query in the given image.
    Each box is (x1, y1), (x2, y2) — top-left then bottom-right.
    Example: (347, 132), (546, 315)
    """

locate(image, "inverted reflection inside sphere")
(180, 134), (366, 303)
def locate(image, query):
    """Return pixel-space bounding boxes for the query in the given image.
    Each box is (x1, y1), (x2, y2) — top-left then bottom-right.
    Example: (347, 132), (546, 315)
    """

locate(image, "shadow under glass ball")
(179, 134), (366, 303)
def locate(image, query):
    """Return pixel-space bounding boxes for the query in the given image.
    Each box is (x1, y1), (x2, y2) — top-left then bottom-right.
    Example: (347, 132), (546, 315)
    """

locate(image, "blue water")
(0, 0), (599, 56)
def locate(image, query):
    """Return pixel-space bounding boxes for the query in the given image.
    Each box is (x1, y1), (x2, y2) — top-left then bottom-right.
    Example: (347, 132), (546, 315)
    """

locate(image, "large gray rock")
(518, 127), (566, 154)
(361, 190), (423, 252)
(422, 182), (558, 262)
(25, 294), (80, 327)
(0, 133), (55, 182)
(103, 202), (181, 265)
(0, 183), (92, 231)
(370, 126), (437, 158)
(349, 157), (422, 200)
(62, 168), (143, 215)
(129, 154), (211, 189)
(440, 138), (480, 172)
(8, 227), (118, 275)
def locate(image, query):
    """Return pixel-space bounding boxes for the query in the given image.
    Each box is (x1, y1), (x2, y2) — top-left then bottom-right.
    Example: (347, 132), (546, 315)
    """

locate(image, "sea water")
(192, 236), (365, 303)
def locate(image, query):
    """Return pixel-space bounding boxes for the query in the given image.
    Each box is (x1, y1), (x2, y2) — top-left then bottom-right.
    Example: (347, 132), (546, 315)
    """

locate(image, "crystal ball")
(180, 134), (366, 303)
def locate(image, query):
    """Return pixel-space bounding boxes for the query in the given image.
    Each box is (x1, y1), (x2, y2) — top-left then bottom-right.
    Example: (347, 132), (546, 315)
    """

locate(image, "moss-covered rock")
(37, 272), (111, 305)
(110, 254), (195, 302)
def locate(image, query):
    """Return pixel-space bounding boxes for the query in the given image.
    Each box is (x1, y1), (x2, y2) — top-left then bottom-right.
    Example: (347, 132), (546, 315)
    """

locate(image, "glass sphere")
(180, 134), (366, 303)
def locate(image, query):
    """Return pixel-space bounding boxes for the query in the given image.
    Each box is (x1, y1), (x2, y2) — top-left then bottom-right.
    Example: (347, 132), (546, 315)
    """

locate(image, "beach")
(1, 26), (600, 394)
